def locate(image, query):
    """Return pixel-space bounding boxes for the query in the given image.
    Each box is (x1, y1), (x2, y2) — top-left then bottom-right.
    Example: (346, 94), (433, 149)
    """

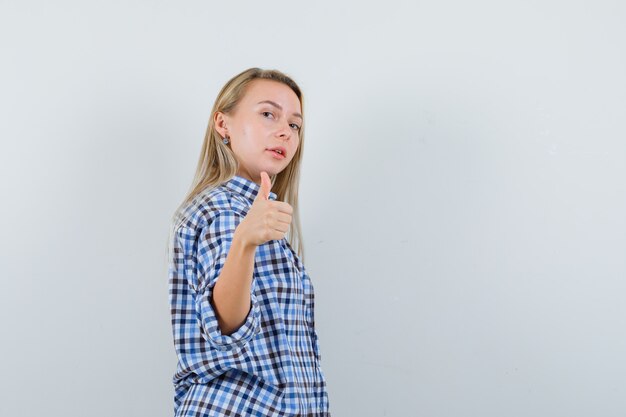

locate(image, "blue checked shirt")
(168, 174), (330, 416)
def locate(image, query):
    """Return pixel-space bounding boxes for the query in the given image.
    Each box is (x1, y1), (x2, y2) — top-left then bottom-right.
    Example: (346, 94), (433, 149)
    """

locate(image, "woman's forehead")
(243, 79), (300, 111)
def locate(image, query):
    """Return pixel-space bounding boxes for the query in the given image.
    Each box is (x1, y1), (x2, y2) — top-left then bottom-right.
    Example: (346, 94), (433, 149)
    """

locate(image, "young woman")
(167, 68), (330, 416)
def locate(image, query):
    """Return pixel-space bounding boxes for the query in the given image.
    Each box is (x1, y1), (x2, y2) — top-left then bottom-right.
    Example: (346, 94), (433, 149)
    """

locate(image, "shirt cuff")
(195, 281), (261, 351)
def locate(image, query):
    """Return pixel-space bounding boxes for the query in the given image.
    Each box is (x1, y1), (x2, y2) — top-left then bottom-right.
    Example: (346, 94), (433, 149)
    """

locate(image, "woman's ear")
(213, 111), (228, 138)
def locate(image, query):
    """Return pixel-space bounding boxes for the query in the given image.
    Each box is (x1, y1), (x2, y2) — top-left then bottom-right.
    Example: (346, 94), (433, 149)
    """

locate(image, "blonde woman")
(167, 67), (330, 416)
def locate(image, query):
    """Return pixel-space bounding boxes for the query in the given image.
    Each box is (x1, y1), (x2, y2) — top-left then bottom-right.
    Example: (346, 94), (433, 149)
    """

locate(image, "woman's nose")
(277, 120), (291, 138)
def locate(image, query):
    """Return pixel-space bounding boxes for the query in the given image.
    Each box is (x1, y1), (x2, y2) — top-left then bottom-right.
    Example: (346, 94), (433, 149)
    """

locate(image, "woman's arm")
(210, 230), (257, 336)
(209, 171), (291, 337)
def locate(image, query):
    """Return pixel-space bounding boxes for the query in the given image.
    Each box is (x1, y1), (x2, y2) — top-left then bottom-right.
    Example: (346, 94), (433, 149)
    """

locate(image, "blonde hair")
(166, 67), (307, 266)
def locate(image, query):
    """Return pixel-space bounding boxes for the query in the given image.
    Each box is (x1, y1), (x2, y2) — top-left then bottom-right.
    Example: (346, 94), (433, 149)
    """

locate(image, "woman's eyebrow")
(257, 100), (303, 120)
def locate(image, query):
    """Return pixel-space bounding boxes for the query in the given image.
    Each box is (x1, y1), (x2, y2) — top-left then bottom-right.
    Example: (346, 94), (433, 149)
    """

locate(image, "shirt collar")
(223, 174), (278, 203)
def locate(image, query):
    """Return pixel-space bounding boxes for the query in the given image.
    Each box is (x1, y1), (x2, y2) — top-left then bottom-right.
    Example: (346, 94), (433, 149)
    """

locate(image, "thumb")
(255, 171), (272, 201)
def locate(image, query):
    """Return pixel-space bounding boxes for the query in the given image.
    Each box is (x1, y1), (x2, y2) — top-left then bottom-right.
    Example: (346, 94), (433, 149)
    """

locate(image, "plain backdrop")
(1, 1), (625, 416)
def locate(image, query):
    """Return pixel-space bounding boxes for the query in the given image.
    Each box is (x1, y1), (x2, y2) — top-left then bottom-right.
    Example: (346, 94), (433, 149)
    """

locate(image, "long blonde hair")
(166, 67), (307, 266)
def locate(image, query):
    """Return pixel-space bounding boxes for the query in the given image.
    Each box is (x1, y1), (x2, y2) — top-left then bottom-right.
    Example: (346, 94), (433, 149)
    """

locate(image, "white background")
(1, 1), (625, 416)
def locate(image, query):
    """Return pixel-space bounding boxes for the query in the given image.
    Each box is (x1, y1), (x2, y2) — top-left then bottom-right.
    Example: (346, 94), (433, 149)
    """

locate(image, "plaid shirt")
(168, 174), (330, 416)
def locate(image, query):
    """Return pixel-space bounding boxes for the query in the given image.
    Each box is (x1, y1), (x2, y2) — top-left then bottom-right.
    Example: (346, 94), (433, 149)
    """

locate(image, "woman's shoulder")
(173, 184), (235, 232)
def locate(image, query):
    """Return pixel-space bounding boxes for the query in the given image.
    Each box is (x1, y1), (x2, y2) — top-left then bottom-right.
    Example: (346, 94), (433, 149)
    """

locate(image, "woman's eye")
(262, 111), (299, 130)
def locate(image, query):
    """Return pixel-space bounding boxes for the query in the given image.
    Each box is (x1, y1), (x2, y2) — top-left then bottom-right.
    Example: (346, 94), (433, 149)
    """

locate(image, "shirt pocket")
(275, 238), (301, 275)
(253, 239), (296, 291)
(269, 239), (302, 281)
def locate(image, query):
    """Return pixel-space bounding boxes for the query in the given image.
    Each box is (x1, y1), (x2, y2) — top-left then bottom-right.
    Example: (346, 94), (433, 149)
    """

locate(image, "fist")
(235, 171), (293, 247)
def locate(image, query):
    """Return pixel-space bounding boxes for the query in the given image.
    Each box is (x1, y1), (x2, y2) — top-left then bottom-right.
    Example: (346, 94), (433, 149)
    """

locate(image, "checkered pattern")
(168, 175), (330, 416)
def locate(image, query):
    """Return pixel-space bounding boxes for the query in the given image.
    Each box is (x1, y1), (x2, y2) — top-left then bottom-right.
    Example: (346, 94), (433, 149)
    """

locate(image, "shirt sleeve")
(191, 211), (262, 351)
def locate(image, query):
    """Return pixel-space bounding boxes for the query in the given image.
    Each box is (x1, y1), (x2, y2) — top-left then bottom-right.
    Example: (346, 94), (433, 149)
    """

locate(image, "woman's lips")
(266, 149), (286, 160)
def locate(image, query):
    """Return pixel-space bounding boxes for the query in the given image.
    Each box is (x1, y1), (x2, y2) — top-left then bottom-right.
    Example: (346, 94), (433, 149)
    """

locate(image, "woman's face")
(215, 79), (302, 185)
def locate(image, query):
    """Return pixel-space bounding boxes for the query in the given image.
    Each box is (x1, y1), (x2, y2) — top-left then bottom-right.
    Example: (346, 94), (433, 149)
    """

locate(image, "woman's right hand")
(235, 171), (293, 247)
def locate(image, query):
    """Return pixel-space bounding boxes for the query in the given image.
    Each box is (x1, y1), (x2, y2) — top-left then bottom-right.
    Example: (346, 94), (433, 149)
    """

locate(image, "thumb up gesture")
(234, 171), (293, 247)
